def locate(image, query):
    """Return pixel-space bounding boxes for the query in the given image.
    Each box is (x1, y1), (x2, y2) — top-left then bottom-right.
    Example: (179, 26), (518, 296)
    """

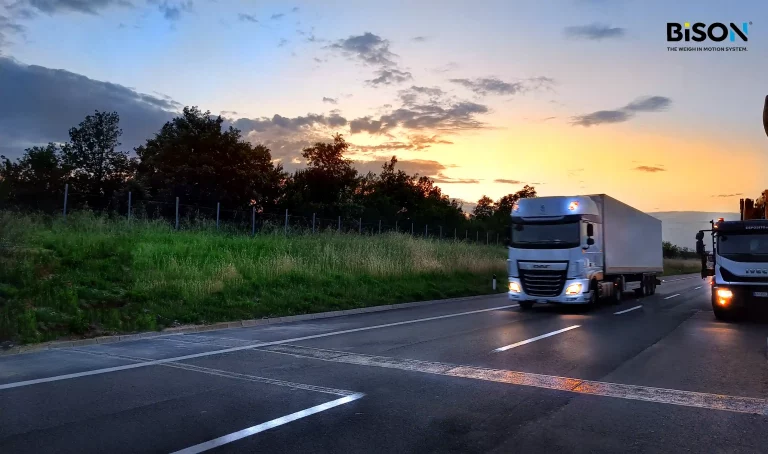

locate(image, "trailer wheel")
(634, 280), (645, 297)
(649, 277), (657, 295)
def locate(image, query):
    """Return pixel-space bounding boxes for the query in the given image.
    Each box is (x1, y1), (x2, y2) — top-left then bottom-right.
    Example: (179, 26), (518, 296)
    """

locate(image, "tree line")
(0, 106), (536, 238)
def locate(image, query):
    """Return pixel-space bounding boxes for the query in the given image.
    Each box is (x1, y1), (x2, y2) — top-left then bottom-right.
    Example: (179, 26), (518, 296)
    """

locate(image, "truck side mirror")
(586, 238), (595, 246)
(695, 239), (705, 255)
(586, 223), (594, 237)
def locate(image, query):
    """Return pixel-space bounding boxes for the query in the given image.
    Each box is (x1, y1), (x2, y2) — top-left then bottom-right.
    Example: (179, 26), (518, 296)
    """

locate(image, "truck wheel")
(634, 282), (645, 297)
(610, 278), (623, 305)
(649, 279), (657, 295)
(519, 301), (534, 311)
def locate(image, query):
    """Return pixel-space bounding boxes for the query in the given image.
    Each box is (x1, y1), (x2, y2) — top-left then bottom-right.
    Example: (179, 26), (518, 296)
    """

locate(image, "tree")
(472, 196), (495, 220)
(61, 111), (134, 205)
(0, 144), (70, 211)
(136, 106), (285, 211)
(282, 134), (360, 217)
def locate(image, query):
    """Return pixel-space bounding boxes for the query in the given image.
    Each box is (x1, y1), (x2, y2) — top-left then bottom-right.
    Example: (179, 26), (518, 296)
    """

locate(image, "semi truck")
(695, 192), (768, 320)
(507, 194), (663, 309)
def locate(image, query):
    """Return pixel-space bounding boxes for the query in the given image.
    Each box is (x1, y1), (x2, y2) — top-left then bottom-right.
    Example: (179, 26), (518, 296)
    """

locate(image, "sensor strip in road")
(614, 305), (643, 315)
(0, 303), (519, 391)
(259, 344), (768, 416)
(170, 393), (365, 454)
(493, 325), (581, 352)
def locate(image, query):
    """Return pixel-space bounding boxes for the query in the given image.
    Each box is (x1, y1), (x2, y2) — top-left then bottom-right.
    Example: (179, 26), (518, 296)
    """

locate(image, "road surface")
(1, 274), (767, 453)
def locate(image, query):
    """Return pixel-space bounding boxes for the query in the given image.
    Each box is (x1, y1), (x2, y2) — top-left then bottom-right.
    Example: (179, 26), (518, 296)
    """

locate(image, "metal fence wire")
(6, 184), (505, 245)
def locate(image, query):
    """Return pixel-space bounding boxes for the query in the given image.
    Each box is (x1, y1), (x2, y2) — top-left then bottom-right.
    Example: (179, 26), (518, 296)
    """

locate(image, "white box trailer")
(507, 194), (663, 309)
(592, 194), (664, 275)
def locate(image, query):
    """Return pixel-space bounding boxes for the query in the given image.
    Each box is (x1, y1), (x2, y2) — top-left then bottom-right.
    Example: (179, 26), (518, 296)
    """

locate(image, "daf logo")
(533, 264), (550, 269)
(746, 269), (768, 274)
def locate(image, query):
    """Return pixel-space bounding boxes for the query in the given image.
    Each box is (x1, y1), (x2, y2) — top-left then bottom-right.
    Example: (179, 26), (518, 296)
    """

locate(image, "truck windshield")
(717, 234), (768, 260)
(511, 222), (580, 248)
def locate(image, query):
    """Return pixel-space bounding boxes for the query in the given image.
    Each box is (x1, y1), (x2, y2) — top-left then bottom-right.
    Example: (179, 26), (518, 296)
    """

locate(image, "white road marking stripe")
(694, 286), (702, 290)
(170, 393), (364, 454)
(66, 348), (355, 396)
(493, 326), (581, 352)
(664, 294), (681, 300)
(0, 303), (519, 391)
(614, 305), (643, 315)
(258, 344), (768, 416)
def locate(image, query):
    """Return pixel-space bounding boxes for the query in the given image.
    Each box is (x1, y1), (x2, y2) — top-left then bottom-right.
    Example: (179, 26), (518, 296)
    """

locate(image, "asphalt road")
(2, 274), (767, 453)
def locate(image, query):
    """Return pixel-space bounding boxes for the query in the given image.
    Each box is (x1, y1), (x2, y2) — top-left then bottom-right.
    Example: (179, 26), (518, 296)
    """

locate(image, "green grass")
(662, 258), (701, 276)
(0, 211), (507, 344)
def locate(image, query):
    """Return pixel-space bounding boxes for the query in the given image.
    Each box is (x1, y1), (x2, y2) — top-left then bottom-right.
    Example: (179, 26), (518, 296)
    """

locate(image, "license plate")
(754, 291), (768, 298)
(537, 299), (548, 304)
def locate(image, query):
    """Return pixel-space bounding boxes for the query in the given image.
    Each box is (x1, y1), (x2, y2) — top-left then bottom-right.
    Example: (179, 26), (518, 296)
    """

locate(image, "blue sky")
(1, 0), (767, 211)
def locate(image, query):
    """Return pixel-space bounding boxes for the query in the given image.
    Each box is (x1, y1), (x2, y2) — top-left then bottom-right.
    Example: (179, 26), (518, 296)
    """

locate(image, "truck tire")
(649, 278), (657, 295)
(519, 301), (534, 311)
(610, 278), (623, 305)
(634, 281), (645, 297)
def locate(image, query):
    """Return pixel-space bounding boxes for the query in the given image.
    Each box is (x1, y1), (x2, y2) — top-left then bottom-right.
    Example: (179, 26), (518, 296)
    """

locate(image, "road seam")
(0, 303), (520, 390)
(257, 344), (768, 416)
(0, 293), (508, 357)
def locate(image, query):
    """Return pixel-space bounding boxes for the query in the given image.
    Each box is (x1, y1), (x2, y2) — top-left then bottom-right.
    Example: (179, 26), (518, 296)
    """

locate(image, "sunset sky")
(1, 0), (766, 213)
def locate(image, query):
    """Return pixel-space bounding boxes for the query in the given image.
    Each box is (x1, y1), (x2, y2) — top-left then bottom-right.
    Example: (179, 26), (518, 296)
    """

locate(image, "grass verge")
(662, 258), (701, 276)
(0, 211), (507, 344)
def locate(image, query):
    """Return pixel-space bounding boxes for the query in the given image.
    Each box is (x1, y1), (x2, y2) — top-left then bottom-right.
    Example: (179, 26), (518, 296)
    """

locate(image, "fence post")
(284, 209), (288, 235)
(312, 213), (316, 233)
(496, 233), (499, 245)
(395, 220), (398, 232)
(476, 231), (479, 242)
(454, 228), (457, 240)
(465, 230), (468, 240)
(63, 183), (69, 219)
(175, 197), (179, 230)
(486, 232), (489, 244)
(127, 191), (132, 221)
(411, 223), (414, 235)
(439, 226), (442, 239)
(378, 219), (381, 234)
(424, 224), (428, 238)
(252, 207), (256, 236)
(359, 218), (362, 234)
(216, 203), (220, 230)
(338, 216), (341, 232)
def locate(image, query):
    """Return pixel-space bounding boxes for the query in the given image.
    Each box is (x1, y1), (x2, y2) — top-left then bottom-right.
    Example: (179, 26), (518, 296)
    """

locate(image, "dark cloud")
(634, 165), (665, 173)
(237, 13), (257, 23)
(398, 85), (445, 106)
(411, 36), (427, 42)
(232, 113), (348, 133)
(278, 38), (288, 47)
(328, 32), (396, 67)
(353, 158), (449, 178)
(153, 0), (193, 21)
(220, 110), (238, 116)
(542, 116), (556, 121)
(350, 101), (488, 135)
(291, 7), (299, 13)
(0, 15), (25, 52)
(495, 179), (522, 184)
(16, 0), (133, 15)
(366, 68), (412, 86)
(432, 174), (481, 184)
(571, 110), (629, 127)
(322, 97), (338, 104)
(449, 76), (554, 96)
(571, 96), (671, 127)
(712, 193), (744, 198)
(564, 23), (625, 40)
(270, 13), (284, 20)
(623, 96), (672, 112)
(352, 134), (453, 153)
(0, 57), (177, 159)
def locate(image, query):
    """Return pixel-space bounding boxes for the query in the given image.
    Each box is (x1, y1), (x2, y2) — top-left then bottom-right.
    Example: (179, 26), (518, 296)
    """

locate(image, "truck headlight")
(716, 288), (732, 306)
(509, 282), (521, 293)
(565, 283), (582, 295)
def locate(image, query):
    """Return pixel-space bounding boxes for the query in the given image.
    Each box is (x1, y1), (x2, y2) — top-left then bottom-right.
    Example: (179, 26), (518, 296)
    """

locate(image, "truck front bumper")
(507, 277), (593, 305)
(712, 284), (768, 308)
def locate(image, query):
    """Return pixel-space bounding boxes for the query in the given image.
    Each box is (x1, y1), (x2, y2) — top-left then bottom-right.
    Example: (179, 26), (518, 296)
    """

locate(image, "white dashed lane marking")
(493, 326), (581, 352)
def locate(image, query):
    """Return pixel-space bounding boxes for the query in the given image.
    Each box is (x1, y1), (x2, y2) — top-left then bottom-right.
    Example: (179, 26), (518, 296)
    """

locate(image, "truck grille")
(519, 269), (567, 297)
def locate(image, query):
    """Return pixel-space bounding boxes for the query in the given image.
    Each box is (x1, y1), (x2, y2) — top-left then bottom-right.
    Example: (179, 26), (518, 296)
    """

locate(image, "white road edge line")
(614, 305), (643, 315)
(494, 325), (580, 352)
(664, 294), (681, 300)
(0, 303), (519, 391)
(170, 393), (365, 454)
